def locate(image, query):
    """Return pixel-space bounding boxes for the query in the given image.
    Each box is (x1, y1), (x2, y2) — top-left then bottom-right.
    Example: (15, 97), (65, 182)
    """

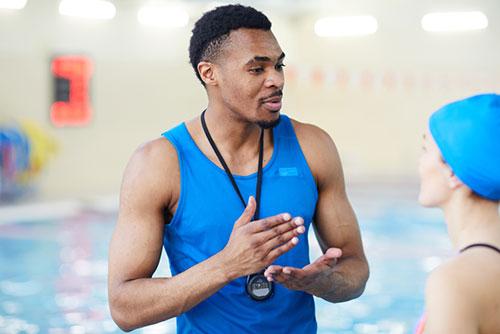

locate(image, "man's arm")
(265, 121), (369, 302)
(108, 138), (230, 331)
(108, 138), (304, 331)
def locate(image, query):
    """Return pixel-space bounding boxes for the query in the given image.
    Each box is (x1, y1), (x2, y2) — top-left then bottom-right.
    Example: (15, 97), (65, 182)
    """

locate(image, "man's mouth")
(261, 94), (283, 112)
(262, 98), (282, 112)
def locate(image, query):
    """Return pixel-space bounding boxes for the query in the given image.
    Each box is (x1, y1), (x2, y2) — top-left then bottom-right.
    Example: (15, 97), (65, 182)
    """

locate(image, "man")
(108, 4), (369, 333)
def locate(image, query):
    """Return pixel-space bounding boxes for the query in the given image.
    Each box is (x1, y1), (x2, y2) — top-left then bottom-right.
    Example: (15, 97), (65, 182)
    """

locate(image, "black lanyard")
(460, 243), (500, 254)
(200, 110), (264, 220)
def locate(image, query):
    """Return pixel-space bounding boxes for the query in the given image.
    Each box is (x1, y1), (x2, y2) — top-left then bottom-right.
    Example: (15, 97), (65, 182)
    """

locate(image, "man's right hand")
(218, 196), (306, 280)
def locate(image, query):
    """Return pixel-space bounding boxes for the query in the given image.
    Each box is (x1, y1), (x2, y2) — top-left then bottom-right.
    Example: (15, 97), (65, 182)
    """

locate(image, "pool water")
(0, 191), (451, 334)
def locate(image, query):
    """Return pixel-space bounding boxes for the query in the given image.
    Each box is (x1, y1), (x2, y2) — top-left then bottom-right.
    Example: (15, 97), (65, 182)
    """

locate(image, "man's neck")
(202, 105), (271, 158)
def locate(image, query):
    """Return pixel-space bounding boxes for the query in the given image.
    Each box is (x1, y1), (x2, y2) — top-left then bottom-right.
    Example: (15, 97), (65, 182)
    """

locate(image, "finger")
(314, 247), (342, 266)
(325, 247), (342, 259)
(234, 196), (256, 227)
(265, 267), (288, 283)
(266, 265), (302, 286)
(297, 260), (335, 281)
(268, 217), (305, 236)
(264, 266), (282, 282)
(269, 271), (289, 284)
(257, 218), (305, 244)
(265, 236), (299, 262)
(251, 213), (298, 233)
(264, 265), (282, 276)
(282, 266), (304, 280)
(300, 259), (335, 277)
(263, 225), (305, 250)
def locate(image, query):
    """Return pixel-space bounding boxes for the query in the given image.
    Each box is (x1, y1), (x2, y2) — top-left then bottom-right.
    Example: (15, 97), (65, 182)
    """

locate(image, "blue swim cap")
(429, 93), (500, 201)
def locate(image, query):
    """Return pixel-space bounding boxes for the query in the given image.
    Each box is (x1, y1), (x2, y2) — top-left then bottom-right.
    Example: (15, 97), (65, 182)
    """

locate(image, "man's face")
(213, 28), (285, 128)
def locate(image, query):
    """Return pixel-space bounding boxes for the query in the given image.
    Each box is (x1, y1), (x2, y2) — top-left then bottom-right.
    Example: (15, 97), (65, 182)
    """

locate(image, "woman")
(416, 93), (500, 334)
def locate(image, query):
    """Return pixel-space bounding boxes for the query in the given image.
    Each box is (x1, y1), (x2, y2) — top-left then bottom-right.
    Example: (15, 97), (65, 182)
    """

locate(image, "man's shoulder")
(131, 137), (179, 172)
(121, 137), (180, 199)
(288, 117), (332, 145)
(286, 117), (343, 191)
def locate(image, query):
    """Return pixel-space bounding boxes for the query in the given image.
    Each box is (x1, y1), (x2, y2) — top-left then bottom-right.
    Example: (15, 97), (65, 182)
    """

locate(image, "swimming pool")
(0, 186), (451, 333)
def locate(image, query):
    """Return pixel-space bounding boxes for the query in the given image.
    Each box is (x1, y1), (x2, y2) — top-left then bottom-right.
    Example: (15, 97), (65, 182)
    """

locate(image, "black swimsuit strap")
(459, 243), (500, 254)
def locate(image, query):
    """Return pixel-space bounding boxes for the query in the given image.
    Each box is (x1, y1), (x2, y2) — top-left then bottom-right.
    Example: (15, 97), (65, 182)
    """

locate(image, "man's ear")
(197, 61), (217, 86)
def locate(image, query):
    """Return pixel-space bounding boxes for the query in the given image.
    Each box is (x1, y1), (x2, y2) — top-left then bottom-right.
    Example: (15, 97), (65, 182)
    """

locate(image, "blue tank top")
(161, 114), (319, 333)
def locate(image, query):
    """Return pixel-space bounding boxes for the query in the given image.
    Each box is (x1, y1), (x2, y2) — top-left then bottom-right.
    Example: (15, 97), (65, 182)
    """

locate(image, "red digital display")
(50, 56), (93, 127)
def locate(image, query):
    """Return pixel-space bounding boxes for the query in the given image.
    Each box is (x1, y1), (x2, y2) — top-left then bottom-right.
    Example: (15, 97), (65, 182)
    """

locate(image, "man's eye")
(276, 63), (286, 71)
(250, 67), (264, 73)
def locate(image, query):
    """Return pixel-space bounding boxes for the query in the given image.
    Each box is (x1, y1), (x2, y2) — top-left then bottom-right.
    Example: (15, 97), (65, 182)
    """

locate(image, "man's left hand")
(263, 247), (342, 294)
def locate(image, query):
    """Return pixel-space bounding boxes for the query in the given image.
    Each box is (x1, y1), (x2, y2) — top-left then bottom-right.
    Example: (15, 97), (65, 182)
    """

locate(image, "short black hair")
(189, 4), (272, 86)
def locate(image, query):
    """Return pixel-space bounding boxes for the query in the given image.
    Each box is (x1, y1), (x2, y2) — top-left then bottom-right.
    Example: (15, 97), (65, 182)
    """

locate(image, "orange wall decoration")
(50, 55), (93, 127)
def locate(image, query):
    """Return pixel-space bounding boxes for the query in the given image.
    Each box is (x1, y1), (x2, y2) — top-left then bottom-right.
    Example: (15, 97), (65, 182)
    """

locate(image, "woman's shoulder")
(427, 252), (499, 298)
(423, 259), (476, 332)
(426, 257), (473, 302)
(424, 253), (500, 333)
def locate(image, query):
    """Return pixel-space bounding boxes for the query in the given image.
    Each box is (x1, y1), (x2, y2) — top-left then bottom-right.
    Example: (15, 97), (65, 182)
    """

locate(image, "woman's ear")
(197, 62), (217, 86)
(439, 157), (463, 190)
(447, 169), (463, 190)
